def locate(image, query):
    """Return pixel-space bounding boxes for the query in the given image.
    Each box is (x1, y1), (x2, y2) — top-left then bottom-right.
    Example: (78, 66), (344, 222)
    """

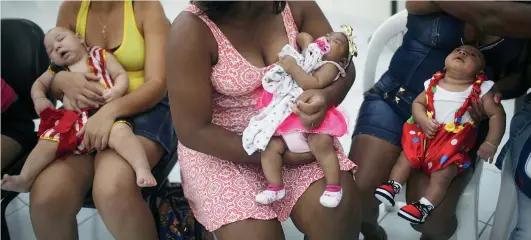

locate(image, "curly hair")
(192, 1), (286, 20)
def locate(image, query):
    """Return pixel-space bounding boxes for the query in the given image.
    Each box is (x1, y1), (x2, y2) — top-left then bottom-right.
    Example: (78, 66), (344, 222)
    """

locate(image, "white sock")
(419, 197), (434, 207)
(391, 181), (403, 193)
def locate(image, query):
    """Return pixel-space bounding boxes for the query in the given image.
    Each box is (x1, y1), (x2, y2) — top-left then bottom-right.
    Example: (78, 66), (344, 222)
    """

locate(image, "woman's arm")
(292, 1), (355, 107)
(100, 1), (168, 118)
(496, 40), (531, 99)
(167, 13), (261, 164)
(432, 1), (531, 38)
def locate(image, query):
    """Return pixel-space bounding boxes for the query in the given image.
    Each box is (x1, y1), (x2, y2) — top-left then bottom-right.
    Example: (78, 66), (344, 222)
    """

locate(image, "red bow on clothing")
(38, 107), (81, 160)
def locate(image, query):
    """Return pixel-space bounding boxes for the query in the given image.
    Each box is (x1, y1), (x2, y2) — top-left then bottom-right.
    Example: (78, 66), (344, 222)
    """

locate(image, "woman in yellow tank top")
(29, 1), (173, 239)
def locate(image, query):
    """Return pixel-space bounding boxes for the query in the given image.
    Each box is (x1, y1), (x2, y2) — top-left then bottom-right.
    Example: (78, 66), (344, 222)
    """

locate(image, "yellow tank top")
(76, 0), (145, 93)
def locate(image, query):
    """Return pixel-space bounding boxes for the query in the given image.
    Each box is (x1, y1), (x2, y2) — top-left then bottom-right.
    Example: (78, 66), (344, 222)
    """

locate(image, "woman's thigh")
(406, 167), (473, 232)
(30, 154), (94, 212)
(290, 171), (361, 239)
(1, 134), (22, 171)
(131, 95), (175, 157)
(93, 136), (162, 191)
(350, 92), (403, 194)
(215, 219), (284, 240)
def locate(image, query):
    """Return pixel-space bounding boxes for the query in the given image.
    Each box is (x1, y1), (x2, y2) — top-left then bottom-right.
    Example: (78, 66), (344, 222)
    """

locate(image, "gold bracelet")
(485, 141), (498, 148)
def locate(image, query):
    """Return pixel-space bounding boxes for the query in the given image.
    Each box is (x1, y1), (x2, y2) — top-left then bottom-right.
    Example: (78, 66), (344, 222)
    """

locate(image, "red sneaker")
(398, 202), (434, 224)
(374, 181), (399, 206)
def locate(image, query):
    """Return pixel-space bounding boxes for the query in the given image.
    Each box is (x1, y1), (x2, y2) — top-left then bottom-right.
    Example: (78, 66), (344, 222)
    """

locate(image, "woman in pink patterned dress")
(167, 2), (360, 239)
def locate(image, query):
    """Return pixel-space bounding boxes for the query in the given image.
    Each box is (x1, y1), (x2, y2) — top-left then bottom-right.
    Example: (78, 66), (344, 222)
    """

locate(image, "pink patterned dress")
(178, 4), (357, 231)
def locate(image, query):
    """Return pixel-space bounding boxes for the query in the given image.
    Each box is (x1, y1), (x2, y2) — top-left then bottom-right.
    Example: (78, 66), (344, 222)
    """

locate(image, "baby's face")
(44, 27), (84, 66)
(444, 45), (485, 78)
(319, 32), (349, 64)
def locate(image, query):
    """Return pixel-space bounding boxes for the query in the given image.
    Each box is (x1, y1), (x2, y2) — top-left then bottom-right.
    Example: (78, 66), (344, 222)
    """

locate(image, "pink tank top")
(184, 4), (300, 133)
(1, 78), (16, 113)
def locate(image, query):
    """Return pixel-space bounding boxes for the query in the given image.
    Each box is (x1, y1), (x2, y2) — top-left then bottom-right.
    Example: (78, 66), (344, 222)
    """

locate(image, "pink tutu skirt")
(258, 89), (348, 136)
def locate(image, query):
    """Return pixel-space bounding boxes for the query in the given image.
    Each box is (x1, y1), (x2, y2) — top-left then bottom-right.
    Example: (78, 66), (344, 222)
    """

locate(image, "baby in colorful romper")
(0, 27), (156, 192)
(374, 45), (506, 224)
(251, 25), (357, 208)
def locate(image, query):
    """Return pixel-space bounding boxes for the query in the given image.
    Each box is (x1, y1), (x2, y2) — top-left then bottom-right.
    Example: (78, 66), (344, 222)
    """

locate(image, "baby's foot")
(320, 185), (343, 208)
(256, 184), (285, 205)
(374, 180), (401, 207)
(398, 201), (434, 224)
(135, 168), (157, 187)
(0, 174), (33, 193)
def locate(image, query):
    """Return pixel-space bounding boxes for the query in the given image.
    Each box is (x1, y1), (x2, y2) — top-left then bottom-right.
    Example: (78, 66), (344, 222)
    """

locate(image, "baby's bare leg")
(261, 138), (286, 186)
(308, 134), (344, 208)
(1, 140), (58, 192)
(308, 134), (340, 185)
(256, 138), (286, 205)
(425, 165), (458, 206)
(108, 123), (156, 187)
(389, 152), (414, 185)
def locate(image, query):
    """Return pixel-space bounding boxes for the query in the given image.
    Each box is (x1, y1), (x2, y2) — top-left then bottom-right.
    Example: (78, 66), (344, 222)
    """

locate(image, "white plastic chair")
(490, 154), (518, 240)
(489, 96), (528, 240)
(364, 9), (484, 240)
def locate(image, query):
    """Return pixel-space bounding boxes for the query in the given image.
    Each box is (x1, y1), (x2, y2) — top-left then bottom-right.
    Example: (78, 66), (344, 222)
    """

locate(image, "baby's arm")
(296, 32), (314, 50)
(412, 91), (438, 138)
(477, 91), (506, 162)
(103, 51), (129, 102)
(278, 56), (338, 90)
(31, 71), (55, 115)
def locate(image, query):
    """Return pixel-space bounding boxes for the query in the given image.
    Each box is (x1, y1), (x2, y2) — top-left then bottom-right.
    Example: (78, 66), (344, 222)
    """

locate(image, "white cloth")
(242, 43), (326, 155)
(424, 79), (494, 124)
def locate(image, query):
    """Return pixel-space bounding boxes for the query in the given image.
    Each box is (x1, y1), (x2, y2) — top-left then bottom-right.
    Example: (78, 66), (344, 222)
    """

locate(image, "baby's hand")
(34, 97), (54, 116)
(419, 118), (439, 139)
(477, 141), (498, 163)
(277, 56), (297, 72)
(103, 89), (122, 103)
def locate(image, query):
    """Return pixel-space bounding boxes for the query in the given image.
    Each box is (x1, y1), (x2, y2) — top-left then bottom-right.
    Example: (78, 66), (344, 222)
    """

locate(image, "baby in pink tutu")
(254, 25), (357, 208)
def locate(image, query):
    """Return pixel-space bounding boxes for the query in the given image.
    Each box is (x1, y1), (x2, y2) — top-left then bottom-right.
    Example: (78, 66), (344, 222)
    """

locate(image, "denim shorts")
(353, 73), (406, 147)
(353, 71), (489, 168)
(496, 98), (531, 198)
(131, 94), (175, 157)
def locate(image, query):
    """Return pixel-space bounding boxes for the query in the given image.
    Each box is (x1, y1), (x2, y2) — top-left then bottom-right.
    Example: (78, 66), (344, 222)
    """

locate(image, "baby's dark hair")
(192, 1), (286, 20)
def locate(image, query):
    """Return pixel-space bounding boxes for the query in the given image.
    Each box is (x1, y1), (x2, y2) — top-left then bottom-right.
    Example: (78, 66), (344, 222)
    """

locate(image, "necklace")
(95, 7), (118, 40)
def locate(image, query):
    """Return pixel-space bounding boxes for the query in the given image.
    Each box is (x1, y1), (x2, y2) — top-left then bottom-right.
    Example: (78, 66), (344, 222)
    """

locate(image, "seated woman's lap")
(92, 96), (173, 201)
(30, 97), (173, 216)
(352, 75), (485, 233)
(214, 171), (360, 240)
(179, 138), (356, 237)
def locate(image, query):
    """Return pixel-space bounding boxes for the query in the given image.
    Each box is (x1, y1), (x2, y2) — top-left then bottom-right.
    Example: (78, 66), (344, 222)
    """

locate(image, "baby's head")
(44, 27), (85, 66)
(444, 45), (485, 79)
(314, 32), (350, 66)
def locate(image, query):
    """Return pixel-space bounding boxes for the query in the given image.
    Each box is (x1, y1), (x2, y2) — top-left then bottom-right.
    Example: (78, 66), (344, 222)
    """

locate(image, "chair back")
(362, 10), (408, 93)
(1, 19), (50, 118)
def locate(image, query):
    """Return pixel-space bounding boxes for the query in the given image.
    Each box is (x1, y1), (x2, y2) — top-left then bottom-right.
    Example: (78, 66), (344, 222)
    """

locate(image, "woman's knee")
(350, 135), (400, 194)
(92, 152), (140, 211)
(215, 219), (284, 240)
(30, 156), (92, 219)
(291, 171), (361, 239)
(30, 177), (85, 219)
(412, 214), (457, 238)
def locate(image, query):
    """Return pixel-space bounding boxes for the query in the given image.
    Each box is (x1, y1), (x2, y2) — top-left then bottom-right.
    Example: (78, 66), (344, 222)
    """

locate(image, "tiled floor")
(2, 1), (513, 239)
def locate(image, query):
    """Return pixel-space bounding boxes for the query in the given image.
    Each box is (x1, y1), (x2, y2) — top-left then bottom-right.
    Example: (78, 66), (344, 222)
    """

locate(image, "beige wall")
(316, 0), (393, 22)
